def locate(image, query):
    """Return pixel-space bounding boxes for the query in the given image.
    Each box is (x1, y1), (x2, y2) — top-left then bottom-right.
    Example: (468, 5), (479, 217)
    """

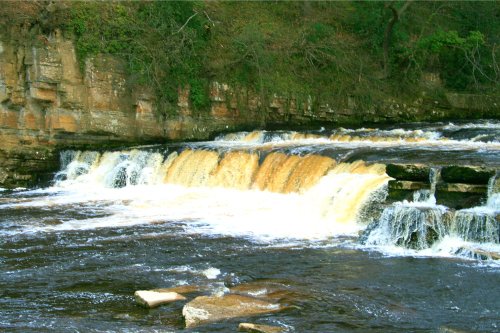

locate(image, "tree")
(382, 0), (413, 78)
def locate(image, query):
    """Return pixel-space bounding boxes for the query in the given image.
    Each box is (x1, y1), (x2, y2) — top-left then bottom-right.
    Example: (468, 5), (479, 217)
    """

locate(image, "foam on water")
(443, 120), (500, 130)
(214, 124), (500, 148)
(1, 172), (383, 242)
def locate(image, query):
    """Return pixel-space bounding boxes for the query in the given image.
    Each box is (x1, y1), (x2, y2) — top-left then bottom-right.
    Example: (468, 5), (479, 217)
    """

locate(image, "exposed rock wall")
(0, 30), (254, 187)
(386, 164), (497, 209)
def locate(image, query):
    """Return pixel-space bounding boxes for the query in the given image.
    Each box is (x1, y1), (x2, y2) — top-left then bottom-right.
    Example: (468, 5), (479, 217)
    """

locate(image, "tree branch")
(173, 11), (198, 35)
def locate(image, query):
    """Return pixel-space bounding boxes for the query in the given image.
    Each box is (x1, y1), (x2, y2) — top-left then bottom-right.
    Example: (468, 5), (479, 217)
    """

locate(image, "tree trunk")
(382, 1), (413, 78)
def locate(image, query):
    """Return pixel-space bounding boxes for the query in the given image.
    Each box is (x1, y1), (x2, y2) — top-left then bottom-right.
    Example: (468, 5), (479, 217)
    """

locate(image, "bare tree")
(382, 0), (413, 78)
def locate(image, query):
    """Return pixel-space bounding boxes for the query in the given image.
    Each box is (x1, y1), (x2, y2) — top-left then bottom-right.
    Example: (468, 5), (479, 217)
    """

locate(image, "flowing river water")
(1, 120), (499, 332)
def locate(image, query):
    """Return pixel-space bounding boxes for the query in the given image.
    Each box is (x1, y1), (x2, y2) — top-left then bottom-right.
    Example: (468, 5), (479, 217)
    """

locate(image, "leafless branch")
(173, 11), (198, 35)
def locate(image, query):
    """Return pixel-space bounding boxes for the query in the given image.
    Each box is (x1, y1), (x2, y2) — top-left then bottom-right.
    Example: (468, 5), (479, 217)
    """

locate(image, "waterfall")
(451, 211), (499, 243)
(54, 148), (389, 228)
(361, 204), (449, 250)
(53, 143), (498, 251)
(449, 174), (499, 244)
(412, 167), (439, 204)
(363, 172), (500, 253)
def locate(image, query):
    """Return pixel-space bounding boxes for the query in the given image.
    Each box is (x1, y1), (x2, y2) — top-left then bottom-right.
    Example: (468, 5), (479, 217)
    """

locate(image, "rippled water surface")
(1, 202), (499, 332)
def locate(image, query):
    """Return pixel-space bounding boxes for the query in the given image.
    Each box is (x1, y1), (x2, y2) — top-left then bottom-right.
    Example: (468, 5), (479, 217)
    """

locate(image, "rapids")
(1, 120), (499, 332)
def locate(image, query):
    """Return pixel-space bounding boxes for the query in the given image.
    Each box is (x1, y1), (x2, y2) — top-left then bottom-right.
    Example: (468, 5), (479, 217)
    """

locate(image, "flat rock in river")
(182, 294), (283, 328)
(134, 290), (186, 308)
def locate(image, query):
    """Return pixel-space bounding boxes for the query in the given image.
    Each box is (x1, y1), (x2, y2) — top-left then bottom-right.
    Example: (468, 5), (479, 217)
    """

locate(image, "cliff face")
(0, 30), (499, 188)
(0, 29), (260, 187)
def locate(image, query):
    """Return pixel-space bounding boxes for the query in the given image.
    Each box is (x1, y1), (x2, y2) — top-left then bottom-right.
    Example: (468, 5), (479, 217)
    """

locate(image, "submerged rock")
(134, 290), (186, 308)
(182, 294), (283, 328)
(229, 279), (301, 304)
(238, 322), (285, 333)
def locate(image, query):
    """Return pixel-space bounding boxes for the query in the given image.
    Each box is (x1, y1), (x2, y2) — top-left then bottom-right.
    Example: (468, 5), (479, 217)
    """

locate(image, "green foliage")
(67, 3), (137, 65)
(347, 2), (386, 53)
(414, 30), (489, 90)
(34, 0), (498, 116)
(418, 30), (485, 53)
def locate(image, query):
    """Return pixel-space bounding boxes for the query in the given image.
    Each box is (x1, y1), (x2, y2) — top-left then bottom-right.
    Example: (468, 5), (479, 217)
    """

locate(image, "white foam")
(202, 267), (221, 279)
(443, 121), (500, 130)
(4, 179), (371, 241)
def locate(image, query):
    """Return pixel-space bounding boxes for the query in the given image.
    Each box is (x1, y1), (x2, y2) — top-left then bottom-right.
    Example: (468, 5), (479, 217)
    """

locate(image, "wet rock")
(435, 183), (487, 209)
(455, 247), (500, 260)
(441, 166), (495, 185)
(386, 180), (429, 202)
(153, 285), (202, 295)
(238, 322), (285, 333)
(134, 290), (186, 308)
(182, 294), (283, 328)
(386, 164), (431, 182)
(437, 183), (488, 194)
(388, 180), (430, 191)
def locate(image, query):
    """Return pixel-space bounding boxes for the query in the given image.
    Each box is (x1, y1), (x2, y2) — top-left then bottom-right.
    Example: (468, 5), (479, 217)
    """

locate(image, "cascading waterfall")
(55, 151), (100, 182)
(361, 204), (450, 250)
(450, 175), (499, 244)
(53, 144), (499, 249)
(39, 121), (500, 255)
(412, 167), (439, 204)
(53, 148), (390, 232)
(362, 169), (500, 255)
(451, 211), (499, 243)
(362, 166), (449, 249)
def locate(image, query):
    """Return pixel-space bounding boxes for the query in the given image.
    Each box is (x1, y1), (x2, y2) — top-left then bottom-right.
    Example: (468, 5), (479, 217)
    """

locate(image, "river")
(1, 120), (499, 332)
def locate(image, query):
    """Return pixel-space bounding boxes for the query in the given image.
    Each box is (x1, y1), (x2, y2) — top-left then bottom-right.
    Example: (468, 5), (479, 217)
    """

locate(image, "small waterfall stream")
(362, 169), (499, 254)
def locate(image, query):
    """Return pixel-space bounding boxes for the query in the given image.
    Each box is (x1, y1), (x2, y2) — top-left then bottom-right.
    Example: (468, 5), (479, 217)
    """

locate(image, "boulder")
(386, 164), (431, 182)
(238, 322), (285, 333)
(441, 166), (495, 185)
(182, 294), (283, 328)
(134, 290), (186, 308)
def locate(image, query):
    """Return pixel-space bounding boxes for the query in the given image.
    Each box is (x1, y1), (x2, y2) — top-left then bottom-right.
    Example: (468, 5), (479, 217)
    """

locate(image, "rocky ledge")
(386, 164), (498, 209)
